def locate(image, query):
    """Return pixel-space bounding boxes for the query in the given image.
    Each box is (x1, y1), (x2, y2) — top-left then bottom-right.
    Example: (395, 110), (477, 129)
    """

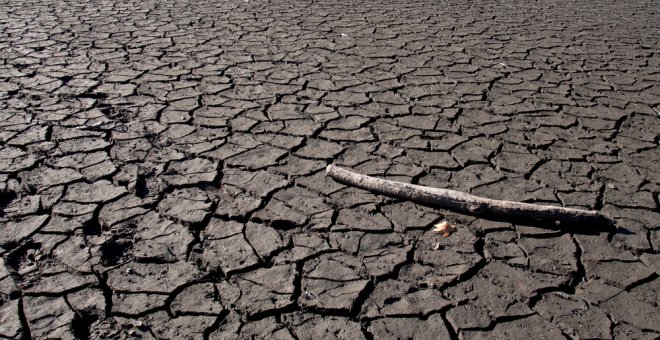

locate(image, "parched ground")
(0, 0), (658, 338)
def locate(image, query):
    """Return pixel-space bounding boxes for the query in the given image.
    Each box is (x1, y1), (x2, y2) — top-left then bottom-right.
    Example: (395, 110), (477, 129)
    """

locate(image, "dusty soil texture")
(1, 0), (659, 338)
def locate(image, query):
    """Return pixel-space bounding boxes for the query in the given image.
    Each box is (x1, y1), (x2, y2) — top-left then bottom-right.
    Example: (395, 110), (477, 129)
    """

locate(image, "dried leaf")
(432, 221), (456, 237)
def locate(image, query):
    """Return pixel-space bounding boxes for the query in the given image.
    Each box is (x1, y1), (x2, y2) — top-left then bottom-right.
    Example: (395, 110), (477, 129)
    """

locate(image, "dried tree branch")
(326, 165), (615, 226)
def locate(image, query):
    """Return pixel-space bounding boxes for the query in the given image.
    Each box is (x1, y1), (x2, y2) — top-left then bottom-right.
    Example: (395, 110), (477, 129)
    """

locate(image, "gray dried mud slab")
(202, 234), (260, 274)
(0, 215), (48, 246)
(0, 299), (22, 338)
(234, 264), (296, 316)
(361, 279), (450, 319)
(63, 180), (127, 203)
(162, 158), (218, 186)
(368, 315), (451, 339)
(170, 283), (226, 315)
(158, 187), (211, 224)
(107, 262), (202, 293)
(461, 314), (565, 339)
(21, 167), (83, 191)
(300, 253), (369, 312)
(286, 313), (366, 340)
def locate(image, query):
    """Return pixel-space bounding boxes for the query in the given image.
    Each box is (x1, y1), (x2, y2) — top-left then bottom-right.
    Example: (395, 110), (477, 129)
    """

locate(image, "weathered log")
(326, 164), (615, 226)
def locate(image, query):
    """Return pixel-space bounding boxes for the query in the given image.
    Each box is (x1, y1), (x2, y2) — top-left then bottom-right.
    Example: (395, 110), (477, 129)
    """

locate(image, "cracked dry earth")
(0, 0), (659, 339)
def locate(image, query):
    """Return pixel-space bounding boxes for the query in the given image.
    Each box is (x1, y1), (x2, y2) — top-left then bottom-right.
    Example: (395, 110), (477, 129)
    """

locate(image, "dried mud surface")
(0, 0), (659, 339)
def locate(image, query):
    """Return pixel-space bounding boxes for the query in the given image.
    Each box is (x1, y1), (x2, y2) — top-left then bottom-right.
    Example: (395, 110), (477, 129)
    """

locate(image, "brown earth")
(0, 0), (659, 339)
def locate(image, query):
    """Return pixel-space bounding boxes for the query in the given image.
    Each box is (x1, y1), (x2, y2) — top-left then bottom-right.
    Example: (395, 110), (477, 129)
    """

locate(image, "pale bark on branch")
(326, 165), (614, 226)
